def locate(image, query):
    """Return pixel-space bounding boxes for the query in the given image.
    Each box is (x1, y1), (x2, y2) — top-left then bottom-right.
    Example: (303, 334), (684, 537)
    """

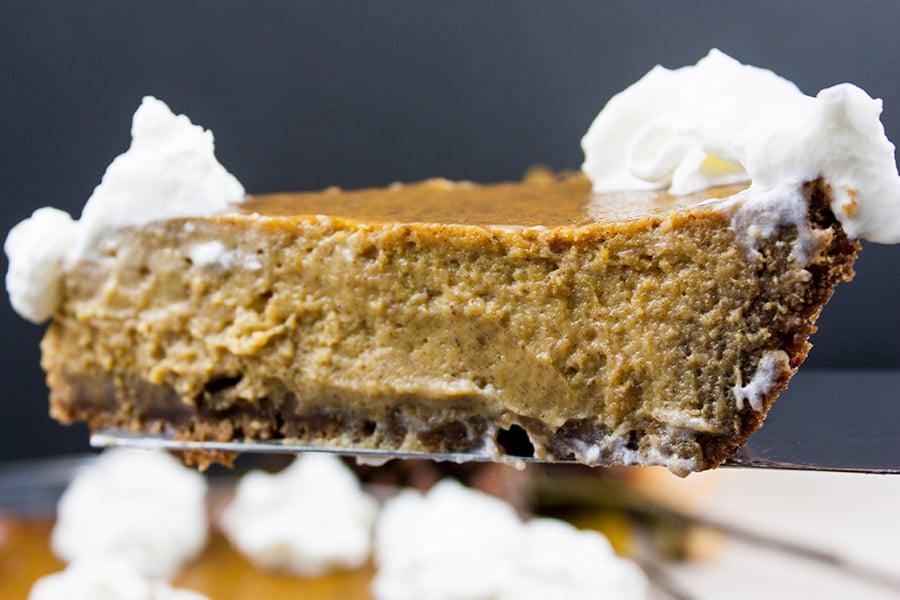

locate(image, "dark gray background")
(2, 1), (899, 462)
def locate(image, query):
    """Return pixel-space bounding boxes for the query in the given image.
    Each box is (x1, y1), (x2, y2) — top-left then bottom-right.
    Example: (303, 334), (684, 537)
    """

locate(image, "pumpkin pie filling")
(40, 174), (856, 475)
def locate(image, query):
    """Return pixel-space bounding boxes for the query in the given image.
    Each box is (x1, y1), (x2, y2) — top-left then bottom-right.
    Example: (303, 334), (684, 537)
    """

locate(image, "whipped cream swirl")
(581, 49), (900, 244)
(51, 449), (208, 580)
(372, 480), (647, 600)
(5, 96), (245, 323)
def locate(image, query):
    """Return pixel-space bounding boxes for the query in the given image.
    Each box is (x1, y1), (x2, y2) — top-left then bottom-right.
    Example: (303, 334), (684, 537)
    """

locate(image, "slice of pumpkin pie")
(6, 50), (899, 475)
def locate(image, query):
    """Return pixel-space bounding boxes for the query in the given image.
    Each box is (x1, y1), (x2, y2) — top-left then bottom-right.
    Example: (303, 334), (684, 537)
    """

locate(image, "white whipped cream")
(582, 49), (900, 244)
(372, 479), (647, 600)
(220, 453), (379, 577)
(51, 449), (208, 580)
(29, 558), (209, 600)
(4, 207), (79, 323)
(187, 240), (233, 268)
(734, 349), (790, 412)
(4, 96), (245, 323)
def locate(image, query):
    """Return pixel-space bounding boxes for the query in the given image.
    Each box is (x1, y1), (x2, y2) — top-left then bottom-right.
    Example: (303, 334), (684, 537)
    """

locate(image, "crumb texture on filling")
(42, 181), (856, 475)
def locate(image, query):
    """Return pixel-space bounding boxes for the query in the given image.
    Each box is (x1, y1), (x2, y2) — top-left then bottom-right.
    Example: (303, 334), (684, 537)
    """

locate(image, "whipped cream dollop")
(4, 207), (79, 323)
(29, 558), (209, 600)
(5, 96), (245, 323)
(582, 49), (900, 244)
(51, 449), (208, 580)
(220, 453), (379, 577)
(372, 479), (647, 600)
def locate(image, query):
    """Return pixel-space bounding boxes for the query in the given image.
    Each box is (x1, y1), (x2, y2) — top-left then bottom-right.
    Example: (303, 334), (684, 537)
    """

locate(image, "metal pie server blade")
(726, 369), (900, 473)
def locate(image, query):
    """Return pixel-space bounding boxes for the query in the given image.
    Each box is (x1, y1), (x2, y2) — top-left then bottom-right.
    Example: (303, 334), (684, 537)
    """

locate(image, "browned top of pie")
(241, 174), (747, 227)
